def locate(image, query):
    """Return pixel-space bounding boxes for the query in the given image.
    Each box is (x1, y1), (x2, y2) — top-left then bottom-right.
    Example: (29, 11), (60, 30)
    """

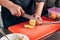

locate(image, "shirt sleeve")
(35, 0), (46, 2)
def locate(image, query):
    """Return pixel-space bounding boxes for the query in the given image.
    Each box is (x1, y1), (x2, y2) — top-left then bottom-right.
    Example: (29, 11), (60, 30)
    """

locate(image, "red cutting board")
(8, 16), (60, 40)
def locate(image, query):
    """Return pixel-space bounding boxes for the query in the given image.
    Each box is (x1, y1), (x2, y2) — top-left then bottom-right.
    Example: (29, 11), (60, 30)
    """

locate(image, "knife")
(41, 21), (60, 25)
(22, 13), (60, 25)
(22, 13), (40, 21)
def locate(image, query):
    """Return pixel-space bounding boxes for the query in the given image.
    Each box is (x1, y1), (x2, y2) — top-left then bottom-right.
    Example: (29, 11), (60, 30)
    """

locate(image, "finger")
(39, 17), (42, 21)
(20, 8), (25, 15)
(14, 12), (19, 17)
(35, 15), (42, 21)
(11, 11), (19, 17)
(36, 20), (42, 25)
(36, 17), (42, 24)
(11, 12), (15, 16)
(17, 8), (21, 16)
(35, 15), (39, 19)
(38, 20), (42, 24)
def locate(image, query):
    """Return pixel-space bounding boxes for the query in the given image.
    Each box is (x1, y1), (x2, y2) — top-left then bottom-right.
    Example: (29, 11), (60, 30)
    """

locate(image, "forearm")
(34, 2), (45, 16)
(0, 0), (15, 10)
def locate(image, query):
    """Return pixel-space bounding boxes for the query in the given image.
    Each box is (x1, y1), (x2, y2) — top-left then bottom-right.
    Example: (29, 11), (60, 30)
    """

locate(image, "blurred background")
(0, 5), (1, 12)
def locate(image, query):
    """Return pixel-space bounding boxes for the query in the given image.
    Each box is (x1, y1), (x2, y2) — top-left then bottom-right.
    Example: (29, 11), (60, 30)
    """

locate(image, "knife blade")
(22, 13), (40, 21)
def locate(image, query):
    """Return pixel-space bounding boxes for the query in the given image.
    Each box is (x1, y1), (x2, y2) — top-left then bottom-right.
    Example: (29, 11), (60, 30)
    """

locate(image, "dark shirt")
(1, 0), (46, 29)
(35, 0), (46, 2)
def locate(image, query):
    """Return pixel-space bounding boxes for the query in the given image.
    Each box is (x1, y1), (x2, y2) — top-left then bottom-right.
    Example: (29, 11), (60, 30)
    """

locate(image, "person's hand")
(9, 4), (25, 17)
(33, 14), (42, 24)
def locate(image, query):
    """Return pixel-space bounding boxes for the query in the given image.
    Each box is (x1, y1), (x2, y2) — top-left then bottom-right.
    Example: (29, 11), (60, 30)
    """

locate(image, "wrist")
(34, 11), (42, 16)
(6, 1), (16, 10)
(34, 13), (41, 17)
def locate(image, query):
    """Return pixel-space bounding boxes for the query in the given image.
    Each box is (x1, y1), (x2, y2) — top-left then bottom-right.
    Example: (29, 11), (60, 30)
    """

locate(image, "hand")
(9, 4), (25, 17)
(33, 14), (42, 24)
